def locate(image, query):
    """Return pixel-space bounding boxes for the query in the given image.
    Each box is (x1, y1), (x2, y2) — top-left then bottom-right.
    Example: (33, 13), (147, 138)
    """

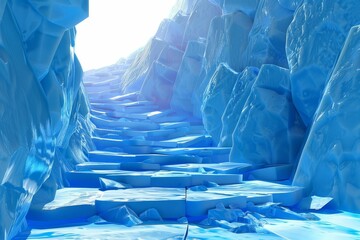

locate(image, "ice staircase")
(16, 70), (360, 239)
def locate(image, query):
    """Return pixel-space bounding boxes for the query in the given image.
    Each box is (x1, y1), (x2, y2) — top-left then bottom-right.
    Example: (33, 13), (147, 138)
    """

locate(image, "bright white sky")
(76, 0), (177, 71)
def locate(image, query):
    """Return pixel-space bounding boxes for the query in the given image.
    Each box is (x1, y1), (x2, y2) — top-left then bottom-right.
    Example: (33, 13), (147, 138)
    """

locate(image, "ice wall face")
(287, 0), (360, 126)
(293, 26), (360, 212)
(0, 1), (90, 238)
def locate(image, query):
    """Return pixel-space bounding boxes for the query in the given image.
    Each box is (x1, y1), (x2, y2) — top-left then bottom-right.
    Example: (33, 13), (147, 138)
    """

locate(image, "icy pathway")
(15, 69), (360, 239)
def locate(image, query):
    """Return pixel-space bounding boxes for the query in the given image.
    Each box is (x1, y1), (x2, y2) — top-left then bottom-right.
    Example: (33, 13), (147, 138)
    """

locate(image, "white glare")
(75, 0), (177, 71)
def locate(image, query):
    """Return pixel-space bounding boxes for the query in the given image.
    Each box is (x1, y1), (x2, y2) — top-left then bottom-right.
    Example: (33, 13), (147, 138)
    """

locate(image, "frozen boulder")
(121, 38), (169, 93)
(222, 0), (260, 19)
(293, 26), (360, 212)
(201, 64), (239, 145)
(181, 0), (222, 50)
(157, 45), (184, 72)
(171, 40), (206, 115)
(220, 67), (259, 147)
(242, 0), (293, 69)
(230, 64), (306, 166)
(287, 0), (360, 125)
(140, 61), (178, 108)
(193, 11), (253, 118)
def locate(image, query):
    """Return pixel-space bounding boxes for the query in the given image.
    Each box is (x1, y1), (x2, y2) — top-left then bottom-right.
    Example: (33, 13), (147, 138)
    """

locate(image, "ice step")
(206, 181), (303, 207)
(91, 116), (160, 130)
(161, 162), (253, 174)
(27, 188), (103, 221)
(67, 170), (243, 188)
(186, 191), (247, 217)
(154, 147), (231, 156)
(96, 188), (186, 219)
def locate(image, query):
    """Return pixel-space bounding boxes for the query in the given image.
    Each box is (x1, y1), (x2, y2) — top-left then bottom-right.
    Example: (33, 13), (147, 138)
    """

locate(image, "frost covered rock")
(171, 40), (206, 115)
(202, 64), (238, 145)
(230, 64), (305, 166)
(293, 26), (360, 212)
(193, 11), (253, 118)
(287, 0), (360, 125)
(220, 67), (258, 147)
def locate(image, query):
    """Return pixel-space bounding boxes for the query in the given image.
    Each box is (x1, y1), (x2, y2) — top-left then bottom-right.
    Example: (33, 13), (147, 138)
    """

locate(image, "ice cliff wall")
(0, 1), (91, 238)
(120, 0), (360, 212)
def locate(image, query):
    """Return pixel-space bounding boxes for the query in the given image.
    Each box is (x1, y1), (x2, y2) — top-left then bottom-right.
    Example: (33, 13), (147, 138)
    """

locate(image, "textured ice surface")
(287, 0), (360, 125)
(230, 64), (305, 166)
(202, 63), (238, 145)
(293, 25), (360, 212)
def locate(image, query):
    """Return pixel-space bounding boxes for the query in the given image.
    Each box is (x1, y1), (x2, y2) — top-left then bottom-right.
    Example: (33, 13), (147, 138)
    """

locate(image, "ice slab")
(91, 116), (160, 130)
(16, 223), (187, 239)
(76, 162), (121, 171)
(155, 147), (231, 156)
(186, 191), (247, 217)
(208, 181), (303, 206)
(88, 151), (154, 163)
(161, 162), (252, 174)
(96, 188), (186, 219)
(28, 188), (103, 222)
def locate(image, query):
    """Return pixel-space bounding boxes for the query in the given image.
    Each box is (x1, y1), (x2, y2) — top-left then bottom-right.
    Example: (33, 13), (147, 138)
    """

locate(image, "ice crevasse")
(1, 0), (360, 239)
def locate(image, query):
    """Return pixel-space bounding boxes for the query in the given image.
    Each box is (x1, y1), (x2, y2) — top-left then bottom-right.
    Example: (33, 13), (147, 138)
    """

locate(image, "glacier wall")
(0, 0), (91, 238)
(119, 0), (360, 212)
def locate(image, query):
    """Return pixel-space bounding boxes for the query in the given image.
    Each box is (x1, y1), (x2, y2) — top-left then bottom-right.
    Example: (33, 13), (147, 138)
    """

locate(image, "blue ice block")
(202, 63), (239, 145)
(293, 25), (360, 212)
(219, 67), (258, 147)
(230, 64), (306, 166)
